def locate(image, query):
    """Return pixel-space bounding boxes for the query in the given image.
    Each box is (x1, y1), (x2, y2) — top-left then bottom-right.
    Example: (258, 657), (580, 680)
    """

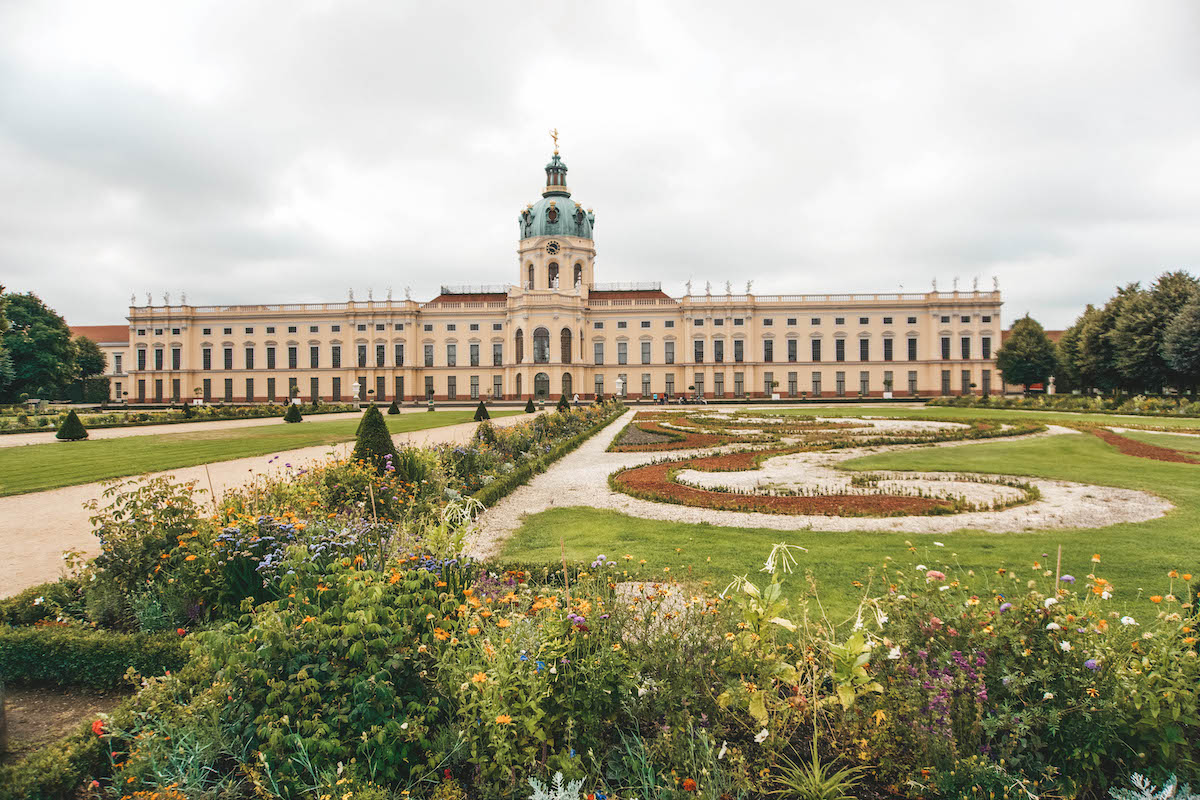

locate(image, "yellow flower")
(433, 628), (450, 641)
(612, 643), (622, 651)
(471, 672), (488, 684)
(496, 618), (512, 628)
(185, 554), (197, 561)
(467, 626), (480, 636)
(1151, 596), (1163, 604)
(1169, 570), (1179, 578)
(1184, 574), (1193, 582)
(495, 714), (512, 725)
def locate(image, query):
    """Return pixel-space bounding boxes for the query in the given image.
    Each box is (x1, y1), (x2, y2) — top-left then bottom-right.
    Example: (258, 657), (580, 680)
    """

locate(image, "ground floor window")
(859, 371), (869, 396)
(882, 370), (893, 395)
(961, 369), (971, 395)
(714, 373), (725, 398)
(224, 379), (234, 402)
(534, 372), (549, 399)
(448, 376), (457, 400)
(764, 371), (774, 397)
(395, 376), (404, 401)
(787, 372), (797, 397)
(562, 372), (572, 398)
(835, 371), (845, 397)
(333, 377), (342, 401)
(154, 379), (163, 402)
(665, 374), (674, 396)
(494, 375), (503, 399)
(356, 376), (366, 399)
(642, 373), (651, 397)
(693, 373), (704, 397)
(245, 379), (254, 402)
(981, 369), (991, 396)
(941, 370), (951, 396)
(202, 379), (211, 402)
(594, 374), (603, 397)
(266, 378), (274, 402)
(616, 373), (627, 397)
(114, 381), (122, 400)
(376, 376), (386, 402)
(314, 377), (323, 402)
(734, 372), (744, 397)
(811, 372), (821, 397)
(470, 375), (480, 400)
(172, 378), (181, 403)
(138, 380), (146, 402)
(908, 370), (918, 395)
(288, 377), (297, 401)
(425, 376), (435, 399)
(516, 373), (522, 398)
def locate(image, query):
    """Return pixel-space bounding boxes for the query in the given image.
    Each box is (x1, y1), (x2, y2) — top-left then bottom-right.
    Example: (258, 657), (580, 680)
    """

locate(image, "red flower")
(91, 718), (105, 737)
(683, 778), (698, 792)
(444, 768), (452, 780)
(176, 628), (187, 636)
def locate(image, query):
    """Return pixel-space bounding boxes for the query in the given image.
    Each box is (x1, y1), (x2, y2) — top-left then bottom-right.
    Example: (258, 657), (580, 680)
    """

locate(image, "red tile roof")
(70, 325), (128, 344)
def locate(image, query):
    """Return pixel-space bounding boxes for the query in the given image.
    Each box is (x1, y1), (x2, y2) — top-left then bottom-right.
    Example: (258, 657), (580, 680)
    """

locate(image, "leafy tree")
(1163, 298), (1200, 390)
(0, 285), (12, 394)
(1, 292), (77, 400)
(1080, 285), (1138, 394)
(283, 403), (303, 423)
(55, 409), (88, 440)
(524, 397), (535, 413)
(996, 315), (1058, 391)
(1110, 271), (1199, 392)
(1055, 308), (1089, 392)
(351, 404), (399, 474)
(73, 336), (107, 378)
(474, 400), (490, 421)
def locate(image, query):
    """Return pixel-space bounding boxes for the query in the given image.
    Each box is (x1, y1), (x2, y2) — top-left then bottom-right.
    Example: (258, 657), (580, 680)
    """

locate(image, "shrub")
(388, 399), (401, 414)
(0, 625), (187, 689)
(0, 718), (108, 800)
(556, 394), (570, 412)
(283, 402), (303, 423)
(55, 409), (88, 440)
(351, 404), (400, 475)
(525, 397), (536, 413)
(474, 400), (490, 421)
(0, 579), (85, 626)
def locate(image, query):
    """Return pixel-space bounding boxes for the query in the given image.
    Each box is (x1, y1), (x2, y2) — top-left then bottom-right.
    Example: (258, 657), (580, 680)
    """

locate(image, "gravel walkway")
(465, 411), (1172, 560)
(0, 413), (530, 597)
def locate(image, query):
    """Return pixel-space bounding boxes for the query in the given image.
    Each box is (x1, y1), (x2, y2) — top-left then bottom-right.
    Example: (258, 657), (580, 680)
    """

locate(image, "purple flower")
(1060, 575), (1075, 584)
(999, 603), (1013, 613)
(1084, 659), (1099, 670)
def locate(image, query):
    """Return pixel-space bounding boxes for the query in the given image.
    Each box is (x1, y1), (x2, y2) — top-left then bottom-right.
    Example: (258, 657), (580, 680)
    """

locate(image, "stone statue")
(972, 276), (979, 291)
(932, 278), (938, 292)
(952, 276), (959, 291)
(163, 292), (170, 305)
(181, 292), (187, 304)
(351, 381), (361, 400)
(993, 276), (1000, 291)
(745, 280), (753, 295)
(705, 281), (711, 296)
(685, 279), (692, 295)
(724, 281), (732, 295)
(404, 286), (412, 301)
(348, 288), (355, 301)
(387, 287), (393, 301)
(146, 292), (152, 306)
(129, 293), (136, 305)
(368, 288), (374, 301)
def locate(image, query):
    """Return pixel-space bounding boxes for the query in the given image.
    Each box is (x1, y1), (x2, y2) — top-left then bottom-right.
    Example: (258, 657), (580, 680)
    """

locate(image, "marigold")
(1150, 596), (1163, 604)
(495, 714), (512, 725)
(496, 618), (512, 628)
(1184, 574), (1193, 582)
(433, 628), (450, 641)
(185, 554), (197, 561)
(471, 672), (488, 684)
(682, 778), (698, 792)
(467, 626), (480, 636)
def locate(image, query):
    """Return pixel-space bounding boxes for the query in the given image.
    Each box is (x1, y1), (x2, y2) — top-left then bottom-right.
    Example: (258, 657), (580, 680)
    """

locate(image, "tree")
(283, 403), (303, 423)
(996, 315), (1058, 391)
(74, 336), (107, 378)
(1055, 308), (1089, 392)
(55, 409), (88, 440)
(474, 400), (490, 421)
(1081, 285), (1138, 394)
(1110, 271), (1199, 393)
(1163, 298), (1200, 390)
(1, 292), (77, 401)
(0, 285), (13, 394)
(556, 394), (570, 412)
(524, 397), (535, 413)
(387, 400), (400, 415)
(351, 404), (399, 474)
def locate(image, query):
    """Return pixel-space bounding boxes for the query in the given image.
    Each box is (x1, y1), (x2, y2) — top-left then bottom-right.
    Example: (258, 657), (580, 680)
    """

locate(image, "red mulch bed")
(1090, 428), (1200, 464)
(613, 460), (951, 516)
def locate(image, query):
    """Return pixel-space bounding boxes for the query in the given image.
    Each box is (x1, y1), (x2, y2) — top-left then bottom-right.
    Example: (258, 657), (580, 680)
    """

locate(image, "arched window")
(516, 373), (522, 398)
(526, 264), (534, 290)
(560, 327), (572, 363)
(534, 372), (550, 399)
(561, 373), (573, 398)
(533, 327), (550, 363)
(548, 262), (559, 289)
(515, 329), (524, 363)
(573, 263), (583, 287)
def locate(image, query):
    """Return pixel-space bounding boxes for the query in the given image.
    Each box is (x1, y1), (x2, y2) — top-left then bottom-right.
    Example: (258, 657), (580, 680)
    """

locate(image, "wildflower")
(1150, 596), (1163, 604)
(1060, 575), (1075, 584)
(916, 564), (927, 571)
(467, 626), (480, 636)
(91, 718), (105, 737)
(1044, 598), (1058, 608)
(682, 778), (698, 792)
(887, 646), (901, 660)
(1046, 622), (1061, 630)
(1091, 554), (1101, 563)
(933, 541), (944, 547)
(1043, 691), (1055, 700)
(495, 714), (512, 725)
(1086, 687), (1100, 698)
(433, 628), (450, 641)
(33, 596), (44, 606)
(1084, 659), (1099, 670)
(754, 728), (769, 743)
(176, 627), (187, 636)
(1060, 641), (1072, 651)
(1169, 570), (1179, 578)
(471, 672), (488, 684)
(999, 602), (1013, 613)
(1184, 574), (1193, 581)
(496, 618), (512, 628)
(1121, 616), (1138, 626)
(926, 570), (946, 582)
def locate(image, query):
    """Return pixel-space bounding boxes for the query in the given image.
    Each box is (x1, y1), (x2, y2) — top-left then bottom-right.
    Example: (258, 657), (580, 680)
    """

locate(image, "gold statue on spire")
(549, 127), (559, 154)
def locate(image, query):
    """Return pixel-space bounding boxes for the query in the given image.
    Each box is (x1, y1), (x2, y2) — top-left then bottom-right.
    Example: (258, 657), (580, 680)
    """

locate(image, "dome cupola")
(519, 137), (594, 241)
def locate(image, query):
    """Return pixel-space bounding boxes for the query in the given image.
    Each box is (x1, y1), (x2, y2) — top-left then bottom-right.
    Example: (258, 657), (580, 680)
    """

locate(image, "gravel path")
(465, 411), (1172, 560)
(0, 413), (530, 597)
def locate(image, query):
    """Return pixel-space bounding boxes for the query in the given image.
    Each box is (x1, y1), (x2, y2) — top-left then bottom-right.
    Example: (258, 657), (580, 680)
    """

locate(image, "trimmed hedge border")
(0, 717), (110, 800)
(0, 403), (359, 436)
(0, 625), (188, 689)
(470, 403), (627, 509)
(927, 394), (1200, 419)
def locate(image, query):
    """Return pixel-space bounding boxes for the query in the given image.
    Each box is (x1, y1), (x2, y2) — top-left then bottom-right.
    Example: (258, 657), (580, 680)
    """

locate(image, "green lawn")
(1121, 429), (1200, 453)
(501, 418), (1200, 622)
(0, 410), (519, 496)
(766, 403), (1200, 430)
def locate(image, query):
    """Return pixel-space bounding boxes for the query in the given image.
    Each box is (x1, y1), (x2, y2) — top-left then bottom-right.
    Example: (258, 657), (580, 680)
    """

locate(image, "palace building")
(96, 146), (1002, 404)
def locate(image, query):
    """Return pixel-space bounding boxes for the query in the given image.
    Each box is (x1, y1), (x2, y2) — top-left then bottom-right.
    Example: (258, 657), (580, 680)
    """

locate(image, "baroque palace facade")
(108, 147), (1002, 404)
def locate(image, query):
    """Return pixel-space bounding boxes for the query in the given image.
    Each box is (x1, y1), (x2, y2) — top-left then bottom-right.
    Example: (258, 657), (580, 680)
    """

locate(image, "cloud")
(1, 0), (1198, 328)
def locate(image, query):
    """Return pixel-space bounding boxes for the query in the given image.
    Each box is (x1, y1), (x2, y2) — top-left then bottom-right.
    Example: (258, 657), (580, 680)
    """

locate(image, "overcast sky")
(2, 1), (1198, 329)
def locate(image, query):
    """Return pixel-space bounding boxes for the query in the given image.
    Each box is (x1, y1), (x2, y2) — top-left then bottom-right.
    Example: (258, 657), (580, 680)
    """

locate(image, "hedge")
(0, 625), (188, 689)
(471, 403), (626, 509)
(0, 402), (358, 435)
(0, 717), (109, 800)
(0, 581), (82, 626)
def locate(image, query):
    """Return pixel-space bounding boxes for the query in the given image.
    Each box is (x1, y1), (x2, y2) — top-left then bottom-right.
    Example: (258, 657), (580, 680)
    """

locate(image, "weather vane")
(549, 127), (559, 154)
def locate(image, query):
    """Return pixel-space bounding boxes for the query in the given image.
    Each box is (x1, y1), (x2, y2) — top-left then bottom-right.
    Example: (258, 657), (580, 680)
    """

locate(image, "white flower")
(1060, 641), (1071, 651)
(1046, 622), (1061, 630)
(1044, 598), (1057, 608)
(887, 646), (902, 660)
(754, 728), (769, 744)
(400, 722), (408, 730)
(916, 564), (927, 571)
(933, 542), (945, 547)
(1101, 591), (1111, 600)
(549, 666), (558, 675)
(33, 596), (44, 606)
(938, 585), (950, 592)
(1121, 616), (1138, 626)
(718, 741), (728, 760)
(897, 595), (907, 601)
(1043, 691), (1055, 700)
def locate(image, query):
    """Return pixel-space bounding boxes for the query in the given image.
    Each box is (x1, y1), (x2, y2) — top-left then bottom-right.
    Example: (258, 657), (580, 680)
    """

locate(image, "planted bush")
(556, 394), (570, 412)
(525, 397), (535, 413)
(55, 408), (88, 440)
(388, 399), (401, 414)
(351, 403), (400, 475)
(282, 402), (303, 423)
(474, 400), (490, 421)
(0, 625), (187, 689)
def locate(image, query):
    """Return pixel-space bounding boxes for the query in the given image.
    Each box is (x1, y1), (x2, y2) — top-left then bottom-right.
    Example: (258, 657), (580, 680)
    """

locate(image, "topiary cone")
(474, 400), (490, 421)
(283, 403), (303, 423)
(387, 400), (400, 415)
(524, 398), (535, 413)
(55, 409), (88, 440)
(351, 404), (399, 474)
(556, 394), (570, 412)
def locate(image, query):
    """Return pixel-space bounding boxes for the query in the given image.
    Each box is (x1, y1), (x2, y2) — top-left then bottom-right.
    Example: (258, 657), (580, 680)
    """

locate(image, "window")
(266, 346), (276, 369)
(664, 320), (674, 328)
(331, 325), (339, 332)
(266, 326), (276, 334)
(981, 336), (992, 359)
(171, 328), (180, 336)
(642, 373), (651, 396)
(377, 344), (386, 367)
(908, 370), (918, 395)
(714, 340), (724, 363)
(787, 318), (797, 326)
(493, 343), (503, 366)
(962, 369), (972, 395)
(470, 375), (479, 399)
(113, 353), (123, 374)
(733, 318), (744, 326)
(594, 342), (604, 365)
(424, 344), (434, 367)
(470, 343), (479, 367)
(202, 378), (211, 401)
(201, 348), (211, 370)
(811, 318), (821, 325)
(515, 329), (524, 362)
(594, 374), (604, 397)
(835, 339), (845, 362)
(447, 376), (456, 400)
(665, 341), (675, 364)
(202, 328), (211, 335)
(446, 344), (456, 367)
(154, 348), (163, 370)
(224, 347), (233, 370)
(941, 337), (951, 360)
(332, 345), (341, 368)
(617, 342), (627, 365)
(940, 316), (950, 324)
(617, 321), (627, 329)
(787, 371), (797, 396)
(982, 369), (991, 395)
(812, 339), (822, 362)
(859, 339), (869, 361)
(836, 371), (846, 396)
(763, 340), (774, 362)
(641, 341), (651, 364)
(287, 346), (298, 369)
(882, 317), (892, 325)
(154, 378), (163, 402)
(288, 326), (297, 334)
(396, 323), (404, 331)
(961, 337), (971, 360)
(883, 338), (893, 362)
(593, 322), (604, 329)
(313, 377), (322, 402)
(560, 328), (572, 364)
(309, 325), (318, 333)
(860, 371), (870, 396)
(493, 375), (503, 399)
(734, 340), (744, 362)
(982, 315), (992, 323)
(961, 316), (970, 324)
(640, 320), (651, 328)
(332, 377), (341, 401)
(714, 372), (725, 398)
(694, 319), (704, 327)
(395, 343), (404, 366)
(694, 340), (704, 363)
(223, 327), (232, 335)
(811, 371), (822, 397)
(733, 372), (744, 396)
(859, 317), (869, 325)
(425, 376), (434, 399)
(172, 378), (181, 401)
(908, 338), (918, 361)
(224, 378), (233, 402)
(835, 317), (845, 325)
(244, 347), (254, 370)
(493, 323), (503, 331)
(907, 316), (917, 324)
(764, 371), (774, 396)
(469, 323), (479, 332)
(763, 318), (773, 326)
(941, 370), (952, 395)
(154, 328), (163, 336)
(446, 324), (456, 332)
(787, 339), (797, 362)
(266, 377), (275, 402)
(665, 373), (674, 396)
(394, 376), (403, 400)
(423, 324), (432, 332)
(694, 373), (705, 397)
(310, 346), (320, 369)
(357, 345), (367, 368)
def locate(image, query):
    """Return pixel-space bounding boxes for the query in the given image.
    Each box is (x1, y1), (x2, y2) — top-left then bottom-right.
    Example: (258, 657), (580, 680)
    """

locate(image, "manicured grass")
(0, 410), (519, 496)
(1121, 429), (1200, 453)
(767, 403), (1200, 430)
(501, 422), (1200, 622)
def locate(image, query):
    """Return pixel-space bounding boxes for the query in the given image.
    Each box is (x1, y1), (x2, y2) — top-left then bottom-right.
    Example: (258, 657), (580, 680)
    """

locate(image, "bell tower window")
(574, 263), (583, 287)
(548, 262), (559, 289)
(527, 264), (534, 290)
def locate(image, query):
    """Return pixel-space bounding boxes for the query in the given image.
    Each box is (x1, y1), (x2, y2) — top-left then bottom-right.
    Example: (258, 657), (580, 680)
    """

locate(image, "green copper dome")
(518, 152), (595, 240)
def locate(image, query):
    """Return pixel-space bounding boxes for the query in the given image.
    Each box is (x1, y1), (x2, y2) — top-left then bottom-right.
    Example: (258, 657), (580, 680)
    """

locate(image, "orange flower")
(682, 778), (697, 792)
(389, 571), (401, 585)
(1091, 554), (1101, 563)
(471, 671), (488, 684)
(495, 714), (512, 725)
(184, 554), (197, 561)
(1184, 574), (1193, 582)
(467, 626), (481, 636)
(1150, 596), (1163, 604)
(496, 618), (512, 628)
(433, 628), (450, 641)
(1169, 570), (1179, 578)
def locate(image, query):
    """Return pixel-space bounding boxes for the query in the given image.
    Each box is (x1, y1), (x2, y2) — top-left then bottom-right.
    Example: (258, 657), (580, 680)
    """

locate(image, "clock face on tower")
(545, 240), (560, 255)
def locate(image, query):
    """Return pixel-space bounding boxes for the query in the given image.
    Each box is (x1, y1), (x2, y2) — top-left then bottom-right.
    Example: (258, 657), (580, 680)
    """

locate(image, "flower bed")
(1090, 427), (1200, 464)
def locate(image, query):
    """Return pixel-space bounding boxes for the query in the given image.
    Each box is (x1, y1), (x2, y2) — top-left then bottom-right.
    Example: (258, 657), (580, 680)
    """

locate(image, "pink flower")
(926, 570), (946, 581)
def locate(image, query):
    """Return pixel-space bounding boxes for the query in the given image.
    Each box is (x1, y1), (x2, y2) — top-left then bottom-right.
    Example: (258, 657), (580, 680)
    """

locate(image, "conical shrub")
(283, 403), (303, 423)
(55, 409), (88, 440)
(387, 400), (400, 415)
(524, 398), (535, 413)
(556, 394), (570, 413)
(474, 400), (490, 421)
(351, 404), (399, 474)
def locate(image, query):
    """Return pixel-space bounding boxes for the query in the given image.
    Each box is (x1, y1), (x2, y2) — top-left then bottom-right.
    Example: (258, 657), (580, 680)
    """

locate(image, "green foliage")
(475, 400), (491, 421)
(995, 314), (1058, 390)
(0, 717), (107, 800)
(556, 394), (570, 412)
(0, 579), (84, 626)
(1112, 272), (1199, 392)
(72, 335), (107, 378)
(0, 624), (187, 689)
(55, 408), (88, 439)
(388, 399), (401, 414)
(283, 402), (303, 423)
(351, 403), (400, 474)
(1109, 773), (1198, 800)
(1163, 298), (1200, 386)
(525, 397), (536, 413)
(0, 291), (78, 401)
(769, 740), (863, 800)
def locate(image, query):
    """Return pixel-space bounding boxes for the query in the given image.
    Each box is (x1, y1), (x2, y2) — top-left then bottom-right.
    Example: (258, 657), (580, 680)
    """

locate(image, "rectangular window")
(941, 316), (950, 324)
(941, 337), (951, 360)
(664, 320), (674, 328)
(395, 324), (403, 331)
(883, 339), (893, 362)
(224, 378), (233, 402)
(811, 318), (821, 326)
(714, 319), (723, 327)
(642, 373), (651, 396)
(908, 370), (918, 395)
(376, 375), (386, 401)
(787, 371), (797, 396)
(641, 341), (651, 364)
(332, 377), (341, 402)
(357, 376), (365, 398)
(310, 325), (319, 333)
(665, 373), (674, 396)
(424, 344), (433, 367)
(154, 378), (163, 402)
(981, 369), (991, 395)
(617, 321), (627, 329)
(835, 339), (845, 362)
(493, 343), (503, 366)
(445, 324), (455, 332)
(287, 346), (298, 369)
(310, 346), (320, 369)
(787, 339), (797, 362)
(962, 369), (971, 395)
(982, 315), (992, 323)
(425, 376), (434, 399)
(981, 336), (992, 359)
(712, 372), (723, 398)
(265, 326), (275, 334)
(245, 347), (254, 370)
(313, 377), (322, 402)
(694, 373), (705, 397)
(961, 315), (970, 324)
(907, 316), (917, 324)
(395, 376), (404, 400)
(154, 348), (163, 370)
(640, 320), (651, 329)
(883, 370), (893, 394)
(764, 371), (775, 396)
(733, 372), (744, 397)
(811, 371), (822, 397)
(201, 348), (211, 370)
(812, 339), (822, 362)
(941, 370), (952, 395)
(171, 348), (181, 370)
(376, 344), (386, 368)
(693, 340), (704, 363)
(288, 376), (298, 400)
(835, 371), (846, 397)
(764, 340), (774, 363)
(493, 375), (503, 399)
(114, 354), (123, 374)
(469, 323), (479, 332)
(859, 371), (870, 396)
(355, 345), (365, 368)
(422, 324), (431, 332)
(617, 342), (627, 365)
(665, 341), (675, 364)
(201, 378), (210, 401)
(961, 337), (971, 360)
(171, 378), (180, 402)
(859, 339), (869, 361)
(908, 338), (917, 361)
(266, 346), (276, 369)
(859, 317), (869, 325)
(734, 340), (743, 362)
(883, 317), (893, 325)
(763, 318), (773, 326)
(733, 318), (744, 326)
(835, 317), (845, 325)
(470, 343), (480, 367)
(223, 328), (232, 335)
(265, 378), (275, 402)
(331, 325), (339, 332)
(594, 374), (604, 397)
(593, 322), (604, 330)
(470, 375), (479, 399)
(331, 345), (342, 368)
(446, 344), (456, 367)
(594, 342), (604, 365)
(714, 339), (724, 363)
(223, 347), (234, 370)
(693, 319), (704, 327)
